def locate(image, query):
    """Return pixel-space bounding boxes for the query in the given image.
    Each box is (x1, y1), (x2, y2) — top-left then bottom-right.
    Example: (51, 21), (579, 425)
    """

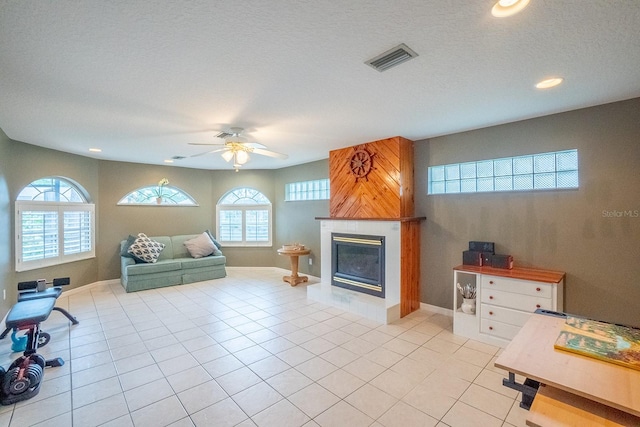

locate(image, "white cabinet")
(453, 265), (564, 347)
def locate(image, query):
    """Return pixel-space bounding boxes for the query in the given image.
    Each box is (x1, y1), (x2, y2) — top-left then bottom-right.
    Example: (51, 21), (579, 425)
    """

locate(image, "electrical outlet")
(308, 258), (313, 265)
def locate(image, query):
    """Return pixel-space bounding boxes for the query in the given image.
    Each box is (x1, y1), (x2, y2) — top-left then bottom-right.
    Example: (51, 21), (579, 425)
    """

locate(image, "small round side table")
(277, 248), (311, 286)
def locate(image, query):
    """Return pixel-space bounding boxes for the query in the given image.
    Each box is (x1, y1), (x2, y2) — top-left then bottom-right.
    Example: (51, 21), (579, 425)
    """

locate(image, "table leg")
(503, 372), (540, 410)
(283, 255), (308, 286)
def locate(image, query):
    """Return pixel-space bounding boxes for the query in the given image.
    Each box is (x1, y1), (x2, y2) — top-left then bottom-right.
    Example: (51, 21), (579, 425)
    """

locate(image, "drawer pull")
(536, 287), (541, 292)
(489, 280), (494, 285)
(489, 311), (494, 315)
(536, 304), (541, 308)
(489, 295), (494, 300)
(489, 326), (494, 330)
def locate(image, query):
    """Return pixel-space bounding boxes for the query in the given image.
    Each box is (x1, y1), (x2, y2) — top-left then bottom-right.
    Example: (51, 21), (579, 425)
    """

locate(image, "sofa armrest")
(121, 256), (135, 272)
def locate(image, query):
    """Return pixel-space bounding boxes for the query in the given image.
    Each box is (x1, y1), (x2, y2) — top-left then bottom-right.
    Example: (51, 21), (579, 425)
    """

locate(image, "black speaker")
(469, 241), (495, 254)
(482, 252), (493, 266)
(463, 250), (483, 266)
(491, 254), (513, 269)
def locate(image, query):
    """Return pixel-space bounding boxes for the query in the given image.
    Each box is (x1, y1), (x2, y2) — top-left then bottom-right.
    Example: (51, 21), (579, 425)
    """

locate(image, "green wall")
(0, 131), (101, 314)
(0, 130), (13, 316)
(416, 98), (640, 327)
(273, 160), (330, 278)
(1, 97), (639, 327)
(97, 162), (293, 279)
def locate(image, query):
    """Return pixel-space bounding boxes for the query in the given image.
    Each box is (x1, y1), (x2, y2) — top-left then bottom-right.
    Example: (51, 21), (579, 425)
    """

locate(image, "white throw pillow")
(127, 233), (165, 263)
(184, 232), (216, 258)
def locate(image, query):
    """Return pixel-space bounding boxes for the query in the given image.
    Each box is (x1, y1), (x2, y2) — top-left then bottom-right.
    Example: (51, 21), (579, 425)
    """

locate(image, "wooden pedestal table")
(277, 248), (311, 286)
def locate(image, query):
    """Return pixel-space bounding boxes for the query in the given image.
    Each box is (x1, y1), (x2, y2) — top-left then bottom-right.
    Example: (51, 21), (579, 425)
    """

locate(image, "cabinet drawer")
(481, 275), (553, 298)
(481, 318), (521, 340)
(480, 304), (532, 327)
(481, 289), (553, 312)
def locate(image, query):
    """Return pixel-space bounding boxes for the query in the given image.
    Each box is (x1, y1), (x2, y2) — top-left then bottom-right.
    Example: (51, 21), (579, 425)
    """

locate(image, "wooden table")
(495, 313), (640, 425)
(527, 384), (640, 426)
(277, 248), (311, 286)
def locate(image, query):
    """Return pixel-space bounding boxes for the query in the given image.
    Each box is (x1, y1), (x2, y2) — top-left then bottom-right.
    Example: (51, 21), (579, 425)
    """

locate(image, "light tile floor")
(0, 268), (530, 427)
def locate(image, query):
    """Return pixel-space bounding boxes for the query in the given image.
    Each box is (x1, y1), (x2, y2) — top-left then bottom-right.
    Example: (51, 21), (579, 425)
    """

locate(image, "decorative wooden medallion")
(349, 147), (375, 181)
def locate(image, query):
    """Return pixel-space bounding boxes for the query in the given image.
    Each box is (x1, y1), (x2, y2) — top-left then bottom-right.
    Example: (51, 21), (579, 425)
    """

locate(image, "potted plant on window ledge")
(154, 178), (169, 204)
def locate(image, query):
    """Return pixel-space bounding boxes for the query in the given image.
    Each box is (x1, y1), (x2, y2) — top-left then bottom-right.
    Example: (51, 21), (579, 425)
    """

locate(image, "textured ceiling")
(1, 0), (639, 170)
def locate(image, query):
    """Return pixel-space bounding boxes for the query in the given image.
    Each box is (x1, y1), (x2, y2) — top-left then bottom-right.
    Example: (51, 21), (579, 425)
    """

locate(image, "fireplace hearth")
(331, 233), (385, 298)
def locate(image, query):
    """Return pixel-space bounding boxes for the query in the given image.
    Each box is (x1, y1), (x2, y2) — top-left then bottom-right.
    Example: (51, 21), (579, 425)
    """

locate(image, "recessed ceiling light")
(491, 0), (530, 17)
(536, 77), (564, 89)
(89, 148), (102, 152)
(164, 159), (174, 163)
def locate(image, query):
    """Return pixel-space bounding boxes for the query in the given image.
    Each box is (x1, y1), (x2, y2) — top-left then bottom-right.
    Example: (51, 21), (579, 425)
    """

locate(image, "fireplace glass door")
(331, 233), (385, 298)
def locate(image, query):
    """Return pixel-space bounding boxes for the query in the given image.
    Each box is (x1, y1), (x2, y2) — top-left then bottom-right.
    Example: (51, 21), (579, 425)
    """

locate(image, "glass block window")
(16, 177), (95, 271)
(216, 188), (272, 246)
(428, 149), (578, 195)
(285, 179), (330, 201)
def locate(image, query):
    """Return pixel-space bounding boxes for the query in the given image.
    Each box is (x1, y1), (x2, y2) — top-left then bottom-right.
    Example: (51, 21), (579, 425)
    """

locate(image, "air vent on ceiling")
(171, 155), (186, 160)
(365, 43), (418, 72)
(215, 131), (233, 139)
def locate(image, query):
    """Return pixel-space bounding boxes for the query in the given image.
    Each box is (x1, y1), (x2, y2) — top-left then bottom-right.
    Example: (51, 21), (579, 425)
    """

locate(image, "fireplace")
(308, 134), (421, 322)
(309, 218), (420, 324)
(331, 233), (385, 298)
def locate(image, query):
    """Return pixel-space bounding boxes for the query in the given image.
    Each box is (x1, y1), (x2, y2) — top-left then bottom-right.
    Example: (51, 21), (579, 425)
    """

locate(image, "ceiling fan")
(189, 127), (288, 172)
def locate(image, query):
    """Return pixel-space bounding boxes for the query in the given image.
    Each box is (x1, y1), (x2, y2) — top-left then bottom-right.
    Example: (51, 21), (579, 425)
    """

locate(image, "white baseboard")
(62, 279), (121, 297)
(227, 266), (321, 281)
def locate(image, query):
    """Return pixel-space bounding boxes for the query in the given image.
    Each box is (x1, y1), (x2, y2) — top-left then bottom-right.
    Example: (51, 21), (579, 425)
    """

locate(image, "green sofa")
(120, 234), (226, 292)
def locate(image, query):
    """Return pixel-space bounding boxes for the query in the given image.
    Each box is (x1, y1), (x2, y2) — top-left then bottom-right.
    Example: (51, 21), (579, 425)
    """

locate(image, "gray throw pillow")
(205, 229), (223, 255)
(120, 234), (137, 258)
(184, 232), (216, 258)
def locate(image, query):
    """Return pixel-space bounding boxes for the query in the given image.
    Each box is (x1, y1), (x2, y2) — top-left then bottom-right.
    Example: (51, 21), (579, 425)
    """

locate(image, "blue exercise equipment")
(0, 277), (78, 405)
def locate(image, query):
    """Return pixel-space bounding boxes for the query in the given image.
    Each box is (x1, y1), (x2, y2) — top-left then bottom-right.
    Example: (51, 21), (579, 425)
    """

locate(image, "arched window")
(16, 177), (95, 271)
(216, 188), (272, 246)
(117, 181), (197, 205)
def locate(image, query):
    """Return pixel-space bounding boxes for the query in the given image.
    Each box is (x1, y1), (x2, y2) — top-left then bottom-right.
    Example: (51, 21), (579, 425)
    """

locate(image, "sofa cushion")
(180, 255), (226, 269)
(183, 232), (216, 258)
(128, 233), (165, 263)
(149, 236), (173, 261)
(126, 260), (182, 275)
(168, 235), (197, 259)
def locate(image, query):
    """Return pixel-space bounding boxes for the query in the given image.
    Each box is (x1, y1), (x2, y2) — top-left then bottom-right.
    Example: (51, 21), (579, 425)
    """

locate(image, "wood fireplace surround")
(312, 136), (424, 321)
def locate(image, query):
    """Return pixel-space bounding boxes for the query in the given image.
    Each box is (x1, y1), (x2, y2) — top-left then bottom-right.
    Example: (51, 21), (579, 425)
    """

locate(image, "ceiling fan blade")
(190, 147), (230, 157)
(243, 142), (267, 149)
(252, 148), (288, 160)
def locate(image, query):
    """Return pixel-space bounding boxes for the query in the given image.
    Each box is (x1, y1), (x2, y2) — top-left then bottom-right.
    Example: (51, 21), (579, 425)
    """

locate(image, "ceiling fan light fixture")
(236, 150), (249, 165)
(491, 0), (530, 17)
(221, 150), (235, 162)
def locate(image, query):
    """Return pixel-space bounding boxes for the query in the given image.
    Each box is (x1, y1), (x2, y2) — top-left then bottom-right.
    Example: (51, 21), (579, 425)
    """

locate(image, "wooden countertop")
(495, 313), (640, 417)
(454, 265), (565, 284)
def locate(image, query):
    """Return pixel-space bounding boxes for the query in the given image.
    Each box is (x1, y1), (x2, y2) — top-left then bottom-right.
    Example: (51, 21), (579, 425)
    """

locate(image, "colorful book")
(554, 316), (640, 371)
